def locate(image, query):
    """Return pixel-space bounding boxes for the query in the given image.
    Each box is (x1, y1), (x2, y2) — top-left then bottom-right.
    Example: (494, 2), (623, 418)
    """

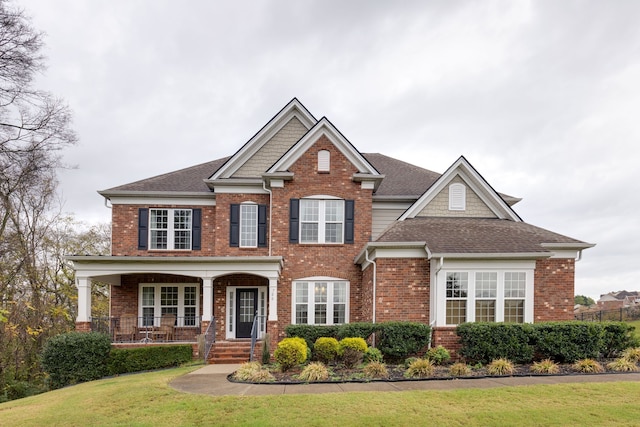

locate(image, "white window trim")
(138, 283), (200, 327)
(291, 277), (350, 325)
(239, 203), (258, 248)
(300, 198), (345, 244)
(434, 261), (534, 326)
(225, 286), (267, 339)
(149, 208), (193, 250)
(449, 183), (466, 211)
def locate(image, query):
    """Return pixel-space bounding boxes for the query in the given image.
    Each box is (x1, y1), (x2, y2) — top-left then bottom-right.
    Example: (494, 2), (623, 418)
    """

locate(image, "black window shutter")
(138, 208), (149, 250)
(229, 204), (240, 247)
(289, 199), (299, 243)
(192, 208), (202, 250)
(258, 204), (267, 247)
(345, 200), (355, 244)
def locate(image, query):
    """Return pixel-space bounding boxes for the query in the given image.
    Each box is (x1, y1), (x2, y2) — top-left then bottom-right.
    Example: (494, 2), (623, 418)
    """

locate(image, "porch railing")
(91, 316), (201, 343)
(250, 312), (267, 362)
(203, 317), (216, 362)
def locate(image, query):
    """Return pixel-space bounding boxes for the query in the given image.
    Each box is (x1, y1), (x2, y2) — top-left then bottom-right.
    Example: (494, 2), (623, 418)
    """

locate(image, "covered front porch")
(67, 256), (282, 358)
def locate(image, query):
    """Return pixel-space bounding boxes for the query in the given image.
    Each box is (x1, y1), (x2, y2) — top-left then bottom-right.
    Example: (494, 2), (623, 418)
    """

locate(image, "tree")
(574, 295), (595, 307)
(0, 0), (78, 397)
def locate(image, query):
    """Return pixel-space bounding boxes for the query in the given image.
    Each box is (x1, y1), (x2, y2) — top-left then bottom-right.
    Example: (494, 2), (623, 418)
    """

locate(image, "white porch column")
(76, 277), (92, 322)
(268, 277), (278, 321)
(202, 277), (214, 322)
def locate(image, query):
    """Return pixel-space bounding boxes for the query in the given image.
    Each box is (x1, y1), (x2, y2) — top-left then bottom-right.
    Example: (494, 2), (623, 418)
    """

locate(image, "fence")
(90, 315), (202, 343)
(575, 306), (640, 322)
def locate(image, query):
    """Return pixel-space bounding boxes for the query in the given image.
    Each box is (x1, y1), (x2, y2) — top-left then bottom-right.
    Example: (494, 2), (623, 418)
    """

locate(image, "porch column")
(202, 277), (214, 322)
(268, 277), (278, 321)
(76, 276), (92, 323)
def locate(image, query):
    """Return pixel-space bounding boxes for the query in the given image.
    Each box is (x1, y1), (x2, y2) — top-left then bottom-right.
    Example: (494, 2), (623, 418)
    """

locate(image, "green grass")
(2, 366), (640, 426)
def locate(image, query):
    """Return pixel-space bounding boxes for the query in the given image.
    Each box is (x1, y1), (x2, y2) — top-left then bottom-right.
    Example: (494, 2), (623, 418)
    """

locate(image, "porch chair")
(156, 313), (176, 341)
(114, 313), (138, 342)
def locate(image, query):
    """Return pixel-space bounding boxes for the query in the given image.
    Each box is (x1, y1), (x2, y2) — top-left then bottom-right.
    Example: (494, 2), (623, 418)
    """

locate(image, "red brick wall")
(111, 205), (216, 256)
(213, 193), (270, 256)
(268, 135), (373, 340)
(374, 258), (430, 323)
(432, 327), (462, 359)
(534, 258), (575, 321)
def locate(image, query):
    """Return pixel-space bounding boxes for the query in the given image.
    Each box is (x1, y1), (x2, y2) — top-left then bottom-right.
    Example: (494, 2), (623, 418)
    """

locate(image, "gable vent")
(318, 150), (330, 172)
(449, 183), (466, 210)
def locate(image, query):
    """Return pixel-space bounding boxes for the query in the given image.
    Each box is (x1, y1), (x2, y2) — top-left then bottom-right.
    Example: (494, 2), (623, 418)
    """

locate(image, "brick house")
(69, 98), (594, 360)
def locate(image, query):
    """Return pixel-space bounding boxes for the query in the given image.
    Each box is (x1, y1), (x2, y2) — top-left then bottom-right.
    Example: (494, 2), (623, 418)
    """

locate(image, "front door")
(236, 288), (258, 338)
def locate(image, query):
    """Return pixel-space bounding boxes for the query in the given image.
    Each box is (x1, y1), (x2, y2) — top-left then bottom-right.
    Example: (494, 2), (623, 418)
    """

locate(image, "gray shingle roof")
(362, 153), (441, 197)
(102, 157), (229, 193)
(376, 217), (588, 253)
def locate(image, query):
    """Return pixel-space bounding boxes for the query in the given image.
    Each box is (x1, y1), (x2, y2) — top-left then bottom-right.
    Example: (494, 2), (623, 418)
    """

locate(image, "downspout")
(576, 249), (583, 262)
(364, 247), (377, 347)
(262, 181), (273, 257)
(425, 246), (443, 349)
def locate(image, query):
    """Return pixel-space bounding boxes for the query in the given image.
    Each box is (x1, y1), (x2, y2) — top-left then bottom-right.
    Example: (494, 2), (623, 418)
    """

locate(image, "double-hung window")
(299, 199), (345, 244)
(149, 209), (192, 250)
(139, 284), (199, 327)
(293, 279), (348, 325)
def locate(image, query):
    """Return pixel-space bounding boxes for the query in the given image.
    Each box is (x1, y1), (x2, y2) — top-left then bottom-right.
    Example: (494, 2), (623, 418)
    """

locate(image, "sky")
(21, 0), (640, 301)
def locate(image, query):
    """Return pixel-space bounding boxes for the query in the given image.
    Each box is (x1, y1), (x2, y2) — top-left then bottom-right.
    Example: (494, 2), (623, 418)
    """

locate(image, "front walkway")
(169, 364), (640, 396)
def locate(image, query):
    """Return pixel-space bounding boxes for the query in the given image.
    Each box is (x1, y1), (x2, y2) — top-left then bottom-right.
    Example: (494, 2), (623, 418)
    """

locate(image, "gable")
(232, 117), (308, 178)
(417, 175), (496, 218)
(400, 156), (520, 222)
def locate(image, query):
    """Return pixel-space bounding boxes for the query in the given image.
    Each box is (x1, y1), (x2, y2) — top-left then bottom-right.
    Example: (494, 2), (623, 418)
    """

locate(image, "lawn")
(628, 319), (640, 340)
(2, 366), (640, 426)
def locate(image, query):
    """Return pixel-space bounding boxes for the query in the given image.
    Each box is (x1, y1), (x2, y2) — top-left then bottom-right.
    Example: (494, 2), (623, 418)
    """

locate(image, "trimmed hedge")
(457, 321), (637, 364)
(107, 345), (193, 375)
(456, 323), (536, 364)
(286, 321), (432, 361)
(375, 322), (431, 360)
(41, 332), (112, 389)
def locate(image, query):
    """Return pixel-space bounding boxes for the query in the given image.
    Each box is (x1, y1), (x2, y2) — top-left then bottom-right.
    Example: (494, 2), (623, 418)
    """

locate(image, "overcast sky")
(23, 0), (640, 301)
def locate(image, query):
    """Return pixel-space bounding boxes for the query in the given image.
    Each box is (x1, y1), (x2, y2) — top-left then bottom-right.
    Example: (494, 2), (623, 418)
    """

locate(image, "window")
(240, 204), (258, 247)
(139, 284), (199, 327)
(149, 209), (192, 250)
(293, 279), (348, 325)
(318, 150), (330, 172)
(300, 199), (344, 243)
(446, 272), (468, 325)
(441, 269), (531, 325)
(504, 272), (526, 323)
(449, 183), (466, 210)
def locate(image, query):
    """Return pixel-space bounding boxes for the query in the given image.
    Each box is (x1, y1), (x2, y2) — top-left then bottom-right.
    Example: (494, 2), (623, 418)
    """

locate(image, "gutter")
(364, 248), (377, 347)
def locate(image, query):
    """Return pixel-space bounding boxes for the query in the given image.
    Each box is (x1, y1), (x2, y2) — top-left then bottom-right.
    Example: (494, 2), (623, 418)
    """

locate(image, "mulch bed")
(228, 361), (632, 385)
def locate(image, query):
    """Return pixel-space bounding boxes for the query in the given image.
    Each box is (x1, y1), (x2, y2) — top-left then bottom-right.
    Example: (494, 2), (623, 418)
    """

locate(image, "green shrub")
(425, 345), (450, 365)
(285, 324), (340, 349)
(274, 337), (308, 372)
(41, 332), (112, 389)
(298, 362), (329, 382)
(456, 323), (535, 364)
(363, 347), (383, 363)
(404, 358), (435, 378)
(449, 362), (472, 377)
(601, 322), (639, 357)
(314, 337), (339, 364)
(530, 359), (560, 374)
(107, 345), (193, 375)
(487, 358), (515, 376)
(534, 322), (603, 363)
(363, 361), (389, 379)
(376, 322), (431, 361)
(572, 358), (604, 373)
(337, 322), (377, 340)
